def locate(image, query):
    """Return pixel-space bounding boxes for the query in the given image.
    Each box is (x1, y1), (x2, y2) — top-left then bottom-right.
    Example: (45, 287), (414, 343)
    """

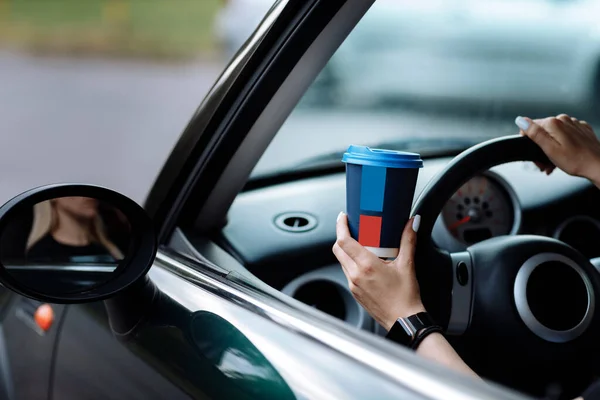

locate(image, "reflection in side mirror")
(2, 197), (131, 294)
(0, 185), (156, 303)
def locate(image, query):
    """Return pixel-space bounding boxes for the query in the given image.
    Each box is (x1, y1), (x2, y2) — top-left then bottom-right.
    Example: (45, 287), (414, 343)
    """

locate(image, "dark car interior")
(216, 146), (600, 397)
(222, 157), (600, 295)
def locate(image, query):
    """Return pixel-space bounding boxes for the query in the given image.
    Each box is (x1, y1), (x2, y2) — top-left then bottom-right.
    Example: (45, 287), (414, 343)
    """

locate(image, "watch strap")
(385, 312), (443, 349)
(410, 324), (444, 350)
(401, 312), (436, 332)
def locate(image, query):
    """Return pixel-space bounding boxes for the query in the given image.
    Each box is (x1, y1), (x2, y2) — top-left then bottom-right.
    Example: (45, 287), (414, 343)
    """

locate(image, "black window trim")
(144, 0), (346, 243)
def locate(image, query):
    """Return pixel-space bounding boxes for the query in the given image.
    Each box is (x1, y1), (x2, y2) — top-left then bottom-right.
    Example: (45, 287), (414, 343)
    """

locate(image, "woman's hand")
(332, 212), (424, 331)
(333, 212), (480, 379)
(515, 114), (600, 186)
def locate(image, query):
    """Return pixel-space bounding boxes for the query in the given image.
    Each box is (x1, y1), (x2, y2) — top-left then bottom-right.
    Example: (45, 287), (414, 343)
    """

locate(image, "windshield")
(251, 0), (600, 178)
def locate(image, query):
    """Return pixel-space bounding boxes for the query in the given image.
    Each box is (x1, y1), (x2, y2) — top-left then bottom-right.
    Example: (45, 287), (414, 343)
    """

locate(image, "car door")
(0, 202), (68, 400)
(51, 1), (374, 398)
(0, 294), (67, 400)
(47, 1), (527, 399)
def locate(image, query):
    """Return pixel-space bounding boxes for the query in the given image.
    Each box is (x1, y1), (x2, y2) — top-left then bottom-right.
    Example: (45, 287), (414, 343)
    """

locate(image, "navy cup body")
(343, 146), (423, 258)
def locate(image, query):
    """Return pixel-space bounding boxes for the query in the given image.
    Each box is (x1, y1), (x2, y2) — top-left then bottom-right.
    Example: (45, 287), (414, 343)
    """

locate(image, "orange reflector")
(34, 304), (54, 332)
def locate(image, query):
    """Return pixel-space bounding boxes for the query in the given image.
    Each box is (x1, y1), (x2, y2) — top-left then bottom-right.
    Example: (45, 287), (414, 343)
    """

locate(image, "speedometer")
(441, 174), (515, 245)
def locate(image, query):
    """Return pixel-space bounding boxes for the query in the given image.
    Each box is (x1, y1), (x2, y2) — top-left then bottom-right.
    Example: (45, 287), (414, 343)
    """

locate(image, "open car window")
(250, 0), (600, 179)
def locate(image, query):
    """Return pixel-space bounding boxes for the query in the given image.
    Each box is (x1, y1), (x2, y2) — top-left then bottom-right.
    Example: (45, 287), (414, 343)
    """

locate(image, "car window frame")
(145, 0), (537, 398)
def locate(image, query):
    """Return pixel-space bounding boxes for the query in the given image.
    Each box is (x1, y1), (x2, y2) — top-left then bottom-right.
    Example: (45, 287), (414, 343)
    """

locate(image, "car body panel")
(1, 296), (66, 400)
(45, 245), (528, 399)
(140, 251), (524, 400)
(48, 260), (419, 400)
(52, 301), (190, 400)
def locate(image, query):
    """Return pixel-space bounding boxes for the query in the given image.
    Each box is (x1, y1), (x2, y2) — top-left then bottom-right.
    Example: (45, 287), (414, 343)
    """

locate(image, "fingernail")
(515, 116), (531, 131)
(337, 212), (344, 222)
(412, 215), (421, 233)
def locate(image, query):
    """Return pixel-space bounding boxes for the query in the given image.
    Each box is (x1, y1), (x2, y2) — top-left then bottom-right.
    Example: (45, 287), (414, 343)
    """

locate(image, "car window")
(250, 0), (600, 178)
(0, 0), (276, 205)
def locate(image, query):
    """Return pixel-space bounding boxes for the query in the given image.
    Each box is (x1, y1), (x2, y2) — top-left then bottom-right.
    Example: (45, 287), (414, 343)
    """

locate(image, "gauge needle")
(449, 216), (471, 231)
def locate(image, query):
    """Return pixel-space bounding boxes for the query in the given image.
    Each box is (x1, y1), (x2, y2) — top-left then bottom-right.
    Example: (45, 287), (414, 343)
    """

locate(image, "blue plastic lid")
(342, 145), (423, 168)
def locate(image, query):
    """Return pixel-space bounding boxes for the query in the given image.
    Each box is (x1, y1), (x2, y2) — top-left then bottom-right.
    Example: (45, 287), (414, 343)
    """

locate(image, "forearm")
(417, 334), (588, 399)
(590, 172), (600, 190)
(584, 159), (600, 190)
(416, 333), (480, 379)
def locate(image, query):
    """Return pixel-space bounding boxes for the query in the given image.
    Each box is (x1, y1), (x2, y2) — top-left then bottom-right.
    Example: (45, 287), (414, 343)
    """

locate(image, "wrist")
(414, 331), (444, 354)
(384, 303), (426, 331)
(385, 311), (443, 351)
(585, 158), (600, 188)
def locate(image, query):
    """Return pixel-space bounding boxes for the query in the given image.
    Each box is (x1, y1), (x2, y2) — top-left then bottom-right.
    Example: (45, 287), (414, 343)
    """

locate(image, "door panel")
(1, 295), (66, 400)
(123, 254), (496, 400)
(50, 258), (429, 400)
(52, 302), (190, 400)
(0, 288), (15, 400)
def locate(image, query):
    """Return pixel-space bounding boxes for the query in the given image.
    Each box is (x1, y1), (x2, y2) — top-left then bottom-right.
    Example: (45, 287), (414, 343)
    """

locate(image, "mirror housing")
(0, 184), (157, 304)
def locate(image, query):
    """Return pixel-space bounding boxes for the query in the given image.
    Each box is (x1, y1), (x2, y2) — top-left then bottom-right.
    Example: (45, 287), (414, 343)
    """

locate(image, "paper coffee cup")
(342, 145), (423, 258)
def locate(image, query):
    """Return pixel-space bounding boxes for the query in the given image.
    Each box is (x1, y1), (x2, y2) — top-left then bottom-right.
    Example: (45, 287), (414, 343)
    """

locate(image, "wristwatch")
(385, 312), (443, 350)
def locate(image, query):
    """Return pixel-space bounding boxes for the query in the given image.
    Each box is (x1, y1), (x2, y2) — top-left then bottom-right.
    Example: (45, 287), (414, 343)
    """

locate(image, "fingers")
(515, 116), (559, 157)
(333, 213), (360, 284)
(579, 120), (593, 134)
(533, 161), (556, 175)
(552, 114), (593, 135)
(534, 161), (549, 170)
(394, 216), (418, 272)
(332, 241), (357, 284)
(332, 241), (354, 271)
(335, 212), (374, 266)
(557, 114), (575, 127)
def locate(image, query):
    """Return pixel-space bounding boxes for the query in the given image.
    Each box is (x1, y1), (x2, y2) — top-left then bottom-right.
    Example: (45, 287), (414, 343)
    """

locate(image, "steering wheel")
(412, 135), (600, 398)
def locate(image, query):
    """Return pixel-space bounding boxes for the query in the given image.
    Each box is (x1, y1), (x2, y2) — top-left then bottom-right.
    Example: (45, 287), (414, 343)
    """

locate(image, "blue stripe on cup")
(359, 165), (386, 212)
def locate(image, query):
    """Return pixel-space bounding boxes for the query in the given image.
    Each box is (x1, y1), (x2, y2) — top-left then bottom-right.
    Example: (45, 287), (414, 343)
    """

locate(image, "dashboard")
(221, 157), (600, 333)
(434, 171), (520, 252)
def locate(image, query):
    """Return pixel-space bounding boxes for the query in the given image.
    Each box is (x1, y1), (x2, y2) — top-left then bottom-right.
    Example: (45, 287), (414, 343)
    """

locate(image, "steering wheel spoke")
(591, 257), (600, 273)
(447, 251), (473, 336)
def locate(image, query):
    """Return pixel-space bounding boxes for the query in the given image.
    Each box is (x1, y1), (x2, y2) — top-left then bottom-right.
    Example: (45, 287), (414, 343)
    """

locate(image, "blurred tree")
(0, 0), (222, 60)
(102, 0), (130, 27)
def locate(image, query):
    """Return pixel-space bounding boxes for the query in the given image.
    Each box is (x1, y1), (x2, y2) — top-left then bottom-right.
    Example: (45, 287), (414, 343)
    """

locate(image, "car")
(1, 0), (600, 399)
(216, 0), (600, 110)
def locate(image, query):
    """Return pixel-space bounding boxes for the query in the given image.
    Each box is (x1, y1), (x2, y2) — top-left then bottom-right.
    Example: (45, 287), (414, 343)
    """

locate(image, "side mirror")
(0, 184), (156, 303)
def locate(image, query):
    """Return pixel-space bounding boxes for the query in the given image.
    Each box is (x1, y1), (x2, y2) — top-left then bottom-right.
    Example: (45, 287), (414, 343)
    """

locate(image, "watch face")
(386, 312), (438, 348)
(385, 319), (415, 347)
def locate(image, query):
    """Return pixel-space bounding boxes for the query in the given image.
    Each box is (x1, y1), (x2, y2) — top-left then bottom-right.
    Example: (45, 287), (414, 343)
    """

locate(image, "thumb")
(394, 215), (419, 271)
(515, 116), (559, 158)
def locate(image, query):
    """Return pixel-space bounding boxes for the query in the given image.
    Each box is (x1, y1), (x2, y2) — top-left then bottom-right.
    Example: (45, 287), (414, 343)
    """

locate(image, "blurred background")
(2, 0), (600, 205)
(0, 0), (269, 205)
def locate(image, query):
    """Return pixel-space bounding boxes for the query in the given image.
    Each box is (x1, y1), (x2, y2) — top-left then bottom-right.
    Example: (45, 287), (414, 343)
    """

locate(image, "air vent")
(293, 280), (347, 320)
(554, 216), (600, 258)
(274, 212), (317, 233)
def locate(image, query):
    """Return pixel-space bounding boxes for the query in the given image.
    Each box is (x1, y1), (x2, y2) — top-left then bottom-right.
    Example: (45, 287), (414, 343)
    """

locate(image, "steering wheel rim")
(411, 135), (600, 396)
(411, 135), (551, 327)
